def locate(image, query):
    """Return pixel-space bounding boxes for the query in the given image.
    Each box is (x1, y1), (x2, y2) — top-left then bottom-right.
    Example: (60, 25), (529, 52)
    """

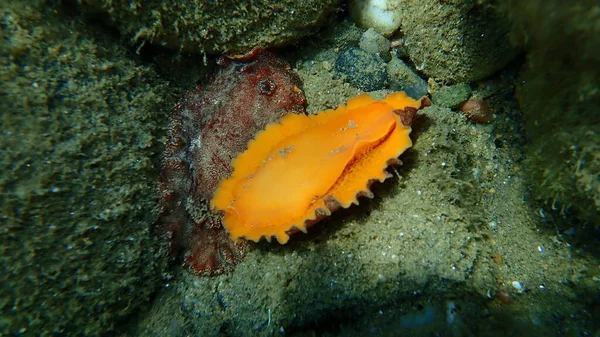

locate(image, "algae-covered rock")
(431, 83), (472, 109)
(350, 0), (521, 83)
(403, 0), (520, 82)
(76, 0), (341, 54)
(506, 0), (600, 228)
(0, 2), (172, 335)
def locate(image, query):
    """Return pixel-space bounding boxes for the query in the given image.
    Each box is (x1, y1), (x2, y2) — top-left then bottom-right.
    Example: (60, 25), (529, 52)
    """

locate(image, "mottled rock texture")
(351, 0), (520, 83)
(77, 0), (341, 54)
(507, 0), (600, 228)
(0, 1), (172, 335)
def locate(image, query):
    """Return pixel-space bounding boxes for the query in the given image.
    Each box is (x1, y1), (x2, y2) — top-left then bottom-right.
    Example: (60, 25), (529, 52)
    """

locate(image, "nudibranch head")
(211, 92), (430, 244)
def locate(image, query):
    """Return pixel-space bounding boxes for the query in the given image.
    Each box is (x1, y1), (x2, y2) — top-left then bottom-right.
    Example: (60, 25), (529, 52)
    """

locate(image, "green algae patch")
(392, 0), (520, 83)
(77, 0), (341, 54)
(0, 2), (174, 335)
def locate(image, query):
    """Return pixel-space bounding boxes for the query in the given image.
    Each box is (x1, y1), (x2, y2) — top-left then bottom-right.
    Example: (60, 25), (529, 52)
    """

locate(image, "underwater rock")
(350, 0), (521, 83)
(359, 28), (392, 62)
(402, 0), (520, 82)
(335, 48), (388, 91)
(0, 2), (171, 335)
(387, 56), (428, 99)
(431, 83), (472, 109)
(76, 0), (341, 54)
(507, 0), (600, 228)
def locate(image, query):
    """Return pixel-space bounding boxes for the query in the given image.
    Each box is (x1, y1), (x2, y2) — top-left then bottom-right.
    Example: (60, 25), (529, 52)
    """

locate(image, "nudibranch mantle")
(211, 92), (429, 244)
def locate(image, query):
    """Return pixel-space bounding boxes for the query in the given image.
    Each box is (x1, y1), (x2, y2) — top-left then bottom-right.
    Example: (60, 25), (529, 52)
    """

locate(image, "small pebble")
(359, 28), (391, 62)
(460, 98), (491, 123)
(431, 83), (472, 108)
(387, 56), (428, 98)
(335, 48), (388, 92)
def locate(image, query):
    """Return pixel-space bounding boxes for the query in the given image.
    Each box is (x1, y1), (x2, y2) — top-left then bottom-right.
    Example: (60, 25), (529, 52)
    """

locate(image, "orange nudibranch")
(211, 92), (430, 244)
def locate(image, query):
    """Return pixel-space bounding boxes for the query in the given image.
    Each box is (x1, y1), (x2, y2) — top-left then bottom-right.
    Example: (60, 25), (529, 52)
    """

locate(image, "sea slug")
(211, 92), (430, 243)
